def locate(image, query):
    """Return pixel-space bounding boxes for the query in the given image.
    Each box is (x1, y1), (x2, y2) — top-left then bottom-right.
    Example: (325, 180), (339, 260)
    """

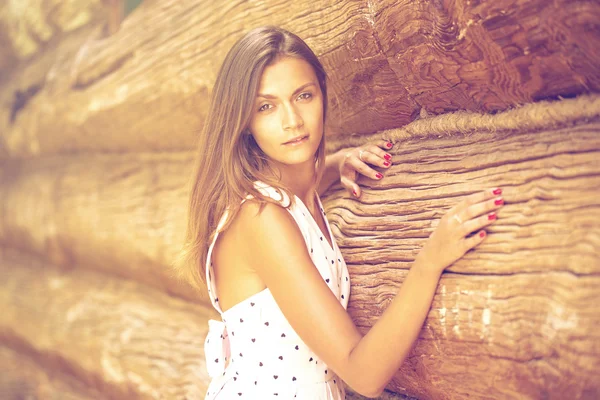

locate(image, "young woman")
(175, 26), (504, 399)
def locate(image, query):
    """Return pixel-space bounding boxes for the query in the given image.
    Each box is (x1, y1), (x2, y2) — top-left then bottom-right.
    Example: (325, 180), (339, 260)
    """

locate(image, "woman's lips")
(283, 135), (309, 145)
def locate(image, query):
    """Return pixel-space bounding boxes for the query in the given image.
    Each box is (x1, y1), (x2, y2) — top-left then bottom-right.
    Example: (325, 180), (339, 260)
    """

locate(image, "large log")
(0, 150), (202, 302)
(1, 96), (599, 398)
(1, 0), (599, 157)
(0, 0), (106, 74)
(0, 247), (213, 400)
(348, 272), (600, 400)
(323, 123), (600, 398)
(0, 346), (104, 400)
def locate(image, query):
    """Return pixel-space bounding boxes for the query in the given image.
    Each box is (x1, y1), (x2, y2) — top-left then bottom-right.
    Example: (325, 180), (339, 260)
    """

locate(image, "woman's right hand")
(417, 188), (505, 274)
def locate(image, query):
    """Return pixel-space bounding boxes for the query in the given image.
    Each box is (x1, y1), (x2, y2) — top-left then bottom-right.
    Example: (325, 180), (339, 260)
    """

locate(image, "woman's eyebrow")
(257, 82), (316, 99)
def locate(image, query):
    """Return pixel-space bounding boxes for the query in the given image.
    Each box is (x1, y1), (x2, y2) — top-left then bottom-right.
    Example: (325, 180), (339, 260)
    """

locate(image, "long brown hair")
(172, 26), (329, 292)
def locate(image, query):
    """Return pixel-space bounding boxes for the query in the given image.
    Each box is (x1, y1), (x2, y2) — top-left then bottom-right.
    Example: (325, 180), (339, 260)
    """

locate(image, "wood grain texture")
(0, 0), (105, 74)
(0, 247), (212, 400)
(347, 271), (600, 400)
(367, 0), (600, 114)
(1, 0), (599, 157)
(321, 121), (600, 399)
(0, 346), (105, 400)
(0, 151), (203, 302)
(326, 122), (600, 275)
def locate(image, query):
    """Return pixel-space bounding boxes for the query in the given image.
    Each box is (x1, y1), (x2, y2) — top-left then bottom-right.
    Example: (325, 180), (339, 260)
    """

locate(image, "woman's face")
(248, 56), (323, 170)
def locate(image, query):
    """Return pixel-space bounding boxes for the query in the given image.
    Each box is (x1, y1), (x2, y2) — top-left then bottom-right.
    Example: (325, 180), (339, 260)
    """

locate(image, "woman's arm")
(318, 148), (350, 195)
(347, 255), (441, 396)
(238, 188), (504, 397)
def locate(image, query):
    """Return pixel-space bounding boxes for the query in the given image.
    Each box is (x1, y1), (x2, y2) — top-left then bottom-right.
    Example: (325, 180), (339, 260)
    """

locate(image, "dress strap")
(204, 206), (237, 379)
(205, 208), (229, 314)
(204, 192), (258, 312)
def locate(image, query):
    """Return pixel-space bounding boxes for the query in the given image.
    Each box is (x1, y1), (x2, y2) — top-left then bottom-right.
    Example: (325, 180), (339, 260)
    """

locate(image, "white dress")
(203, 182), (351, 399)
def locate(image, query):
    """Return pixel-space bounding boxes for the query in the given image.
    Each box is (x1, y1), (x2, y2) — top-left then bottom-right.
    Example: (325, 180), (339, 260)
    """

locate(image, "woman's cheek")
(253, 120), (277, 154)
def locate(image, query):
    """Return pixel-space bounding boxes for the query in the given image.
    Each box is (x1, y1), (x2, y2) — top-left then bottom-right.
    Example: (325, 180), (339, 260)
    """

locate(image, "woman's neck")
(272, 160), (319, 209)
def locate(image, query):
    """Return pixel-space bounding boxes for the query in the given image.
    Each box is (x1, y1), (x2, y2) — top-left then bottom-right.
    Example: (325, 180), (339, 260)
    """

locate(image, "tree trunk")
(1, 0), (599, 157)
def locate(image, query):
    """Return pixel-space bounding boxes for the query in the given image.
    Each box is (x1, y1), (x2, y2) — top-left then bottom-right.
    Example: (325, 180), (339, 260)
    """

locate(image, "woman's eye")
(298, 92), (312, 101)
(258, 104), (272, 112)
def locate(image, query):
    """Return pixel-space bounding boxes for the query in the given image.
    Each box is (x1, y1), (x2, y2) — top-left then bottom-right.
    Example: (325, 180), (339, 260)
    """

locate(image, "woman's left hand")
(339, 139), (394, 198)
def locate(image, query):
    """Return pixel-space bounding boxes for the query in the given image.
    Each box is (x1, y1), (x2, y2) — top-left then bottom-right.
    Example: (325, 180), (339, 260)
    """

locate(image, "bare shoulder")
(234, 199), (309, 273)
(235, 199), (301, 247)
(235, 198), (291, 227)
(211, 200), (291, 311)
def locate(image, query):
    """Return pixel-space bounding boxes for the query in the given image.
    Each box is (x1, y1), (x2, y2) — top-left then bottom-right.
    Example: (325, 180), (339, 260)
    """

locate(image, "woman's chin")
(272, 152), (317, 168)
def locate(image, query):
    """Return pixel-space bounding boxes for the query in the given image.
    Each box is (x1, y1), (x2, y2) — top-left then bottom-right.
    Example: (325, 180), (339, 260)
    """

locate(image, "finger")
(350, 154), (384, 180)
(460, 209), (498, 237)
(365, 144), (393, 168)
(455, 187), (503, 215)
(376, 139), (394, 150)
(458, 195), (504, 223)
(461, 230), (487, 252)
(341, 175), (361, 198)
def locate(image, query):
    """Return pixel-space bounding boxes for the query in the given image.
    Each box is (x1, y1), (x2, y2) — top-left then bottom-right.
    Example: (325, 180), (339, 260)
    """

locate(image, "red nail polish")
(384, 154), (391, 161)
(493, 188), (502, 195)
(353, 190), (358, 197)
(479, 231), (486, 238)
(376, 173), (383, 179)
(494, 198), (504, 206)
(386, 142), (393, 148)
(383, 161), (390, 167)
(488, 213), (497, 220)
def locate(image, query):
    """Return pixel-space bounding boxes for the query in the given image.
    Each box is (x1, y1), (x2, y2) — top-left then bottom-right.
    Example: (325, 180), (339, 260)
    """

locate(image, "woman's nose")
(282, 104), (304, 130)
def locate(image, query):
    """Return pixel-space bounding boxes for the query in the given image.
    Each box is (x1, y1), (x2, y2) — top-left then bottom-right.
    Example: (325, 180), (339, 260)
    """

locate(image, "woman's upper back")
(212, 197), (270, 313)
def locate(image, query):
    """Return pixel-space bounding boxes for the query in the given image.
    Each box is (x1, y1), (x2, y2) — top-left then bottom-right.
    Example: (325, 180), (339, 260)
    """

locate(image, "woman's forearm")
(347, 256), (442, 396)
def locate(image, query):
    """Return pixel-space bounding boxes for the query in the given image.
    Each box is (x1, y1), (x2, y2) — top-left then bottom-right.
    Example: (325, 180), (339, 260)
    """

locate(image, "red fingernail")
(376, 173), (383, 179)
(386, 142), (393, 148)
(479, 231), (486, 238)
(384, 154), (391, 161)
(488, 213), (497, 220)
(353, 190), (358, 197)
(494, 198), (504, 206)
(493, 188), (502, 195)
(383, 161), (390, 167)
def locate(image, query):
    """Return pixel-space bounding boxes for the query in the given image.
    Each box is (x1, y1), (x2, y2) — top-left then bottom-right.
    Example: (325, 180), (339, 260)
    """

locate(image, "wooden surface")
(0, 0), (105, 74)
(323, 122), (600, 399)
(0, 151), (203, 302)
(0, 346), (105, 400)
(0, 248), (212, 400)
(1, 0), (599, 157)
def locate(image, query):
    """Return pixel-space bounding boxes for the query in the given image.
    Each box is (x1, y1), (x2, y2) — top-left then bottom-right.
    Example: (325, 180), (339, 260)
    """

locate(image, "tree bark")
(0, 346), (105, 400)
(0, 247), (214, 400)
(1, 0), (599, 157)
